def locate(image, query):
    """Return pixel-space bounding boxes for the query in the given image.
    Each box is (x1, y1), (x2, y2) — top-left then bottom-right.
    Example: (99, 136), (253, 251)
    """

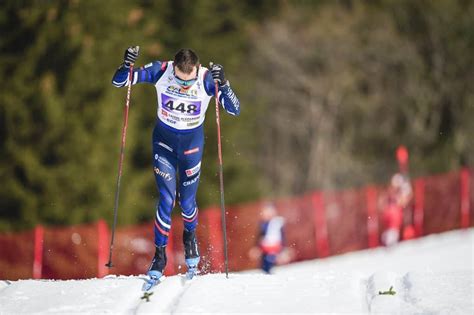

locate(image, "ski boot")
(143, 245), (167, 291)
(183, 229), (200, 279)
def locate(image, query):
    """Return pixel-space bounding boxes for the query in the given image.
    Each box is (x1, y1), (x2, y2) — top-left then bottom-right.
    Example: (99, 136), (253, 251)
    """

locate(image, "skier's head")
(396, 145), (409, 174)
(173, 48), (199, 88)
(261, 203), (277, 221)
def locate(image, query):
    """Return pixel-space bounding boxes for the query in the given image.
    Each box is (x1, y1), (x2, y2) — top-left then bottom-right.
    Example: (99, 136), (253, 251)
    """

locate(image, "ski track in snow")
(0, 229), (472, 314)
(365, 270), (473, 314)
(133, 273), (200, 314)
(167, 276), (197, 314)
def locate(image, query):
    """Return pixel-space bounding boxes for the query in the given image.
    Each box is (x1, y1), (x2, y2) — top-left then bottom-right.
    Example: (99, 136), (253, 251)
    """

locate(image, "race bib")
(154, 61), (212, 130)
(161, 94), (201, 116)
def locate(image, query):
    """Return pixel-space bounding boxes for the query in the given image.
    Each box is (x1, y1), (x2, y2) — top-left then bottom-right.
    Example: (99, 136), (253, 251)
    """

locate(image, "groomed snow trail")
(0, 229), (472, 314)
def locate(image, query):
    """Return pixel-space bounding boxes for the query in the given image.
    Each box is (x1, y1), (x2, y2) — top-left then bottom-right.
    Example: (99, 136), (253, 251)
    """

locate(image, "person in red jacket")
(381, 148), (413, 246)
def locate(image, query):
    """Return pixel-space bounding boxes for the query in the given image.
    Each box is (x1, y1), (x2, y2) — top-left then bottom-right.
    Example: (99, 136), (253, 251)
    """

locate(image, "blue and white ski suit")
(112, 61), (240, 246)
(259, 216), (285, 273)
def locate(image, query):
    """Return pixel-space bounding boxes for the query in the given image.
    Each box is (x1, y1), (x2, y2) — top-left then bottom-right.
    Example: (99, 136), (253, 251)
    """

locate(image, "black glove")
(123, 46), (140, 67)
(210, 63), (226, 86)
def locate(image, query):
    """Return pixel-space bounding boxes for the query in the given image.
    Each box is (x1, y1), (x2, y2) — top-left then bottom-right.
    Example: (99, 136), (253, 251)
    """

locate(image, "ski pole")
(106, 51), (137, 268)
(210, 62), (229, 278)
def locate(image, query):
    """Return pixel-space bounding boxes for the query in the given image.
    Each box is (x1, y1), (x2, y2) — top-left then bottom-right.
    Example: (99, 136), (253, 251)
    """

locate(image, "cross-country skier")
(249, 203), (287, 273)
(112, 47), (240, 281)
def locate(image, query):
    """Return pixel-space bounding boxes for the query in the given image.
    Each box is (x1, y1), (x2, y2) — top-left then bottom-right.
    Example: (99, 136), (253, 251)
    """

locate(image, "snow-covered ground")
(1, 229), (473, 314)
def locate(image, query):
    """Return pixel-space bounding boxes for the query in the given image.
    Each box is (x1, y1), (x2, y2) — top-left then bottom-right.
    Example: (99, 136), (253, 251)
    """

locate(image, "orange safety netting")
(0, 168), (471, 280)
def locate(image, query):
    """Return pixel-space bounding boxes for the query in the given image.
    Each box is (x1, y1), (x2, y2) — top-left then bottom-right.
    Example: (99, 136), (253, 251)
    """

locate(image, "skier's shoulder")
(141, 60), (170, 72)
(137, 60), (171, 83)
(201, 66), (214, 94)
(270, 216), (285, 228)
(200, 65), (210, 80)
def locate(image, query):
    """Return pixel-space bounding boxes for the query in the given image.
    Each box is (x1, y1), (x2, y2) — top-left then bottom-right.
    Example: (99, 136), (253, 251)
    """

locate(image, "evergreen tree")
(0, 0), (273, 231)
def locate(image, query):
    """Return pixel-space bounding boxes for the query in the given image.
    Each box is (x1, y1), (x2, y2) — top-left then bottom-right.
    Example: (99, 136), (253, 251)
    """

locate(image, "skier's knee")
(159, 189), (175, 210)
(180, 197), (196, 215)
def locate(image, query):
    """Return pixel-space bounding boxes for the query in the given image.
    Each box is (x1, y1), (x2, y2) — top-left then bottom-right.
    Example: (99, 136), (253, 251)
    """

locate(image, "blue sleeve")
(255, 222), (266, 245)
(112, 61), (167, 87)
(204, 70), (240, 116)
(261, 222), (268, 237)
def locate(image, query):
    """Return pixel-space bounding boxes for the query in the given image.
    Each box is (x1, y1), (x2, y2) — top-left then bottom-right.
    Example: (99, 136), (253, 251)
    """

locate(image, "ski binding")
(141, 271), (165, 301)
(185, 257), (200, 280)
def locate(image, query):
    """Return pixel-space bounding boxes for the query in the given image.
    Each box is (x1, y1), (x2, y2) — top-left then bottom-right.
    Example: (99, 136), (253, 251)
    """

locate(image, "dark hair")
(173, 49), (199, 74)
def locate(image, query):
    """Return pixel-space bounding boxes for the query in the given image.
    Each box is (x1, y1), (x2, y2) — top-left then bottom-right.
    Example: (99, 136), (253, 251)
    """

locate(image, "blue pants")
(262, 254), (277, 273)
(152, 123), (204, 246)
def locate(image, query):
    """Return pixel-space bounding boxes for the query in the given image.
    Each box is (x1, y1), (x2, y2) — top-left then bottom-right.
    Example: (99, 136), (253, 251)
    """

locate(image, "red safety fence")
(0, 168), (471, 280)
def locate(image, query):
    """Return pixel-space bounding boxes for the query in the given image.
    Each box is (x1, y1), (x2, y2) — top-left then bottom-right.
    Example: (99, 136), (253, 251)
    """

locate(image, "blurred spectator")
(248, 203), (290, 273)
(381, 146), (413, 246)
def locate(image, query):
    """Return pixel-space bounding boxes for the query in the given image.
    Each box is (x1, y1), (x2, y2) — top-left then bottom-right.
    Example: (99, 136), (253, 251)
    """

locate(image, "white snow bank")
(0, 229), (472, 314)
(366, 270), (473, 314)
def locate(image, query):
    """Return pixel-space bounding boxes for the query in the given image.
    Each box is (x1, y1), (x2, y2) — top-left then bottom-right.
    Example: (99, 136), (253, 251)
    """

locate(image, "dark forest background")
(1, 0), (472, 231)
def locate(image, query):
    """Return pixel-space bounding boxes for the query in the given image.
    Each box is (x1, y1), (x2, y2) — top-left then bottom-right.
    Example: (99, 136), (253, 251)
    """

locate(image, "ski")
(139, 265), (198, 302)
(184, 257), (200, 280)
(186, 267), (198, 280)
(140, 274), (165, 302)
(142, 276), (163, 291)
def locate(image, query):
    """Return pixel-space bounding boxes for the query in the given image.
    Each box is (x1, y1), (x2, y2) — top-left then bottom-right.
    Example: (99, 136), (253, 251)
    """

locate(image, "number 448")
(164, 100), (198, 114)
